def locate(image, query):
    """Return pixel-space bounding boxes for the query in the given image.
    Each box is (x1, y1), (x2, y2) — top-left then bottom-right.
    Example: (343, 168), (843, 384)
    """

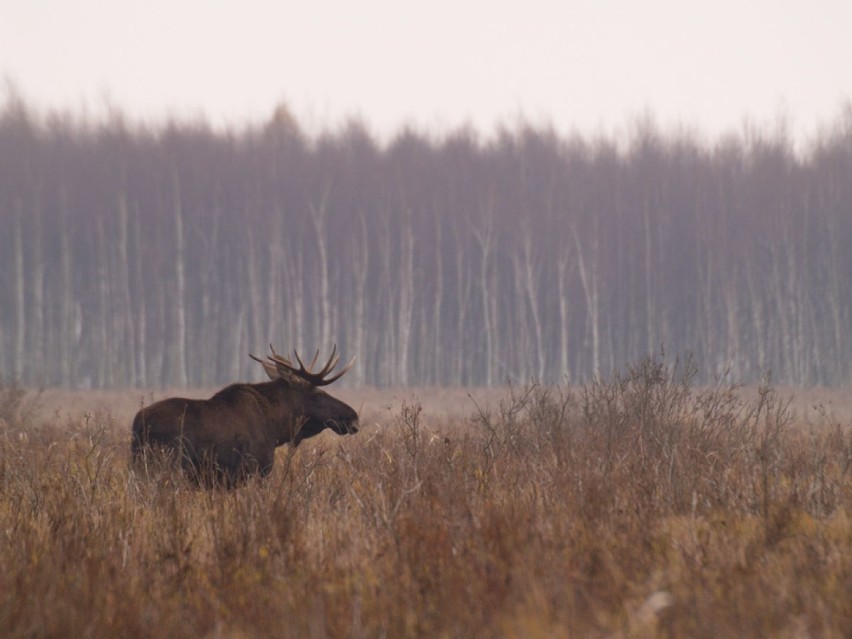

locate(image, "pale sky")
(2, 0), (851, 144)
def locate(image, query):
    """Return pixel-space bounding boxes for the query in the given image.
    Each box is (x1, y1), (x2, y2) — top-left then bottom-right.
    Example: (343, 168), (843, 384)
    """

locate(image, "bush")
(1, 359), (850, 637)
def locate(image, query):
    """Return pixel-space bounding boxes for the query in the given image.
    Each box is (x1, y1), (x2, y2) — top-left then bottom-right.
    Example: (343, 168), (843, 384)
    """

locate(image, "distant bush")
(0, 378), (42, 432)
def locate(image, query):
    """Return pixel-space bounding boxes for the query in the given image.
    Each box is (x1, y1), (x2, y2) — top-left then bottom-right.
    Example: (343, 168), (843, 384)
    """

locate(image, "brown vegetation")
(1, 358), (851, 637)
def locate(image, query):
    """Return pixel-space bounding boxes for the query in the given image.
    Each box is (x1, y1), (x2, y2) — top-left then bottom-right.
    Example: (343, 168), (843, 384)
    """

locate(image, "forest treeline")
(1, 97), (851, 388)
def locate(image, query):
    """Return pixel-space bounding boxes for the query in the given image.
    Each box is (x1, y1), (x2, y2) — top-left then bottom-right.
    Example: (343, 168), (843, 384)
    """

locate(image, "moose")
(131, 345), (358, 485)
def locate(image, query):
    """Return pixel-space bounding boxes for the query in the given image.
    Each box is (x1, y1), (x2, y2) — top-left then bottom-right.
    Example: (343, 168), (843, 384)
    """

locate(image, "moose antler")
(250, 345), (355, 386)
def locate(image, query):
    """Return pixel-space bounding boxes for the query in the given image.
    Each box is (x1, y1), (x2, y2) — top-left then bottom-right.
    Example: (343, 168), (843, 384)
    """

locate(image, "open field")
(1, 360), (851, 637)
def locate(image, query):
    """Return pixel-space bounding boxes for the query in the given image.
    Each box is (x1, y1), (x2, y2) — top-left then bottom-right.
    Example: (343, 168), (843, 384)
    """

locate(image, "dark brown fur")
(131, 376), (358, 485)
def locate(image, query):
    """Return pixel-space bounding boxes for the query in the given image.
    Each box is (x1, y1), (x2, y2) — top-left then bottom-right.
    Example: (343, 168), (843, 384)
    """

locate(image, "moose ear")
(260, 361), (278, 379)
(250, 353), (280, 380)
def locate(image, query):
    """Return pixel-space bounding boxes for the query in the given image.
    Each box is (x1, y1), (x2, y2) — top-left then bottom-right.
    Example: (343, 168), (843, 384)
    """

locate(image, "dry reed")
(1, 358), (850, 638)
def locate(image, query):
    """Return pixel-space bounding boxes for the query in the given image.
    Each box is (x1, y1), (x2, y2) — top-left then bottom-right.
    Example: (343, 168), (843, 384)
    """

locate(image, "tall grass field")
(1, 358), (850, 637)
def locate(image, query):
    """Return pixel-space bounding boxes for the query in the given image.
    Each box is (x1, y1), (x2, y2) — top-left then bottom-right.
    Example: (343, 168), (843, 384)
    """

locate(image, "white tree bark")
(557, 251), (574, 382)
(13, 203), (25, 381)
(396, 211), (414, 386)
(573, 225), (601, 377)
(117, 192), (136, 385)
(132, 206), (147, 386)
(518, 234), (545, 380)
(471, 213), (494, 385)
(431, 208), (444, 385)
(310, 188), (332, 352)
(351, 211), (370, 385)
(172, 176), (188, 386)
(59, 187), (74, 386)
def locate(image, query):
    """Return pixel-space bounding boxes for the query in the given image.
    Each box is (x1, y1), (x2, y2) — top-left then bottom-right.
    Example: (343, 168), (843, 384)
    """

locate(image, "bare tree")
(1, 98), (851, 388)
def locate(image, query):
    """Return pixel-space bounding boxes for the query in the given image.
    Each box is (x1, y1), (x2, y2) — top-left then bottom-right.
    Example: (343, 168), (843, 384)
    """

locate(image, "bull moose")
(131, 345), (358, 485)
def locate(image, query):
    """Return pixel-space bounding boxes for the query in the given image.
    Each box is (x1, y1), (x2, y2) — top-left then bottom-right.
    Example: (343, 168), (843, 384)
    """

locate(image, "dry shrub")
(1, 358), (850, 638)
(0, 378), (43, 433)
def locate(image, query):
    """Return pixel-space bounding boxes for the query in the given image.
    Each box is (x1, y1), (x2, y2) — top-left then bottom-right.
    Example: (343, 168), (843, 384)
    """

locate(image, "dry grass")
(1, 359), (851, 638)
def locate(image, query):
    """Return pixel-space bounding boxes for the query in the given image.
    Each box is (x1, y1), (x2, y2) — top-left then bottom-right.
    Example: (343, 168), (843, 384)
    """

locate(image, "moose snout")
(324, 417), (359, 435)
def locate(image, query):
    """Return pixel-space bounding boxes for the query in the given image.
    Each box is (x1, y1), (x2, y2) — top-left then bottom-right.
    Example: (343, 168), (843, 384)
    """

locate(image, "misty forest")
(1, 97), (851, 389)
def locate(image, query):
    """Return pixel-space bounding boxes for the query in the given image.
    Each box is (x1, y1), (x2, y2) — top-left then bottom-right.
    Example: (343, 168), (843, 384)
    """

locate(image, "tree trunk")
(172, 175), (188, 387)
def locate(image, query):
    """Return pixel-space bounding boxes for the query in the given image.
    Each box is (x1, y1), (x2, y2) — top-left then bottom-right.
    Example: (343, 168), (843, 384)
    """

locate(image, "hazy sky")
(2, 0), (851, 143)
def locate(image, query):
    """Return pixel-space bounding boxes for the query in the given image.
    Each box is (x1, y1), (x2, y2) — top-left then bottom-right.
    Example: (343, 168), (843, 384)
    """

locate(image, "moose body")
(131, 346), (358, 485)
